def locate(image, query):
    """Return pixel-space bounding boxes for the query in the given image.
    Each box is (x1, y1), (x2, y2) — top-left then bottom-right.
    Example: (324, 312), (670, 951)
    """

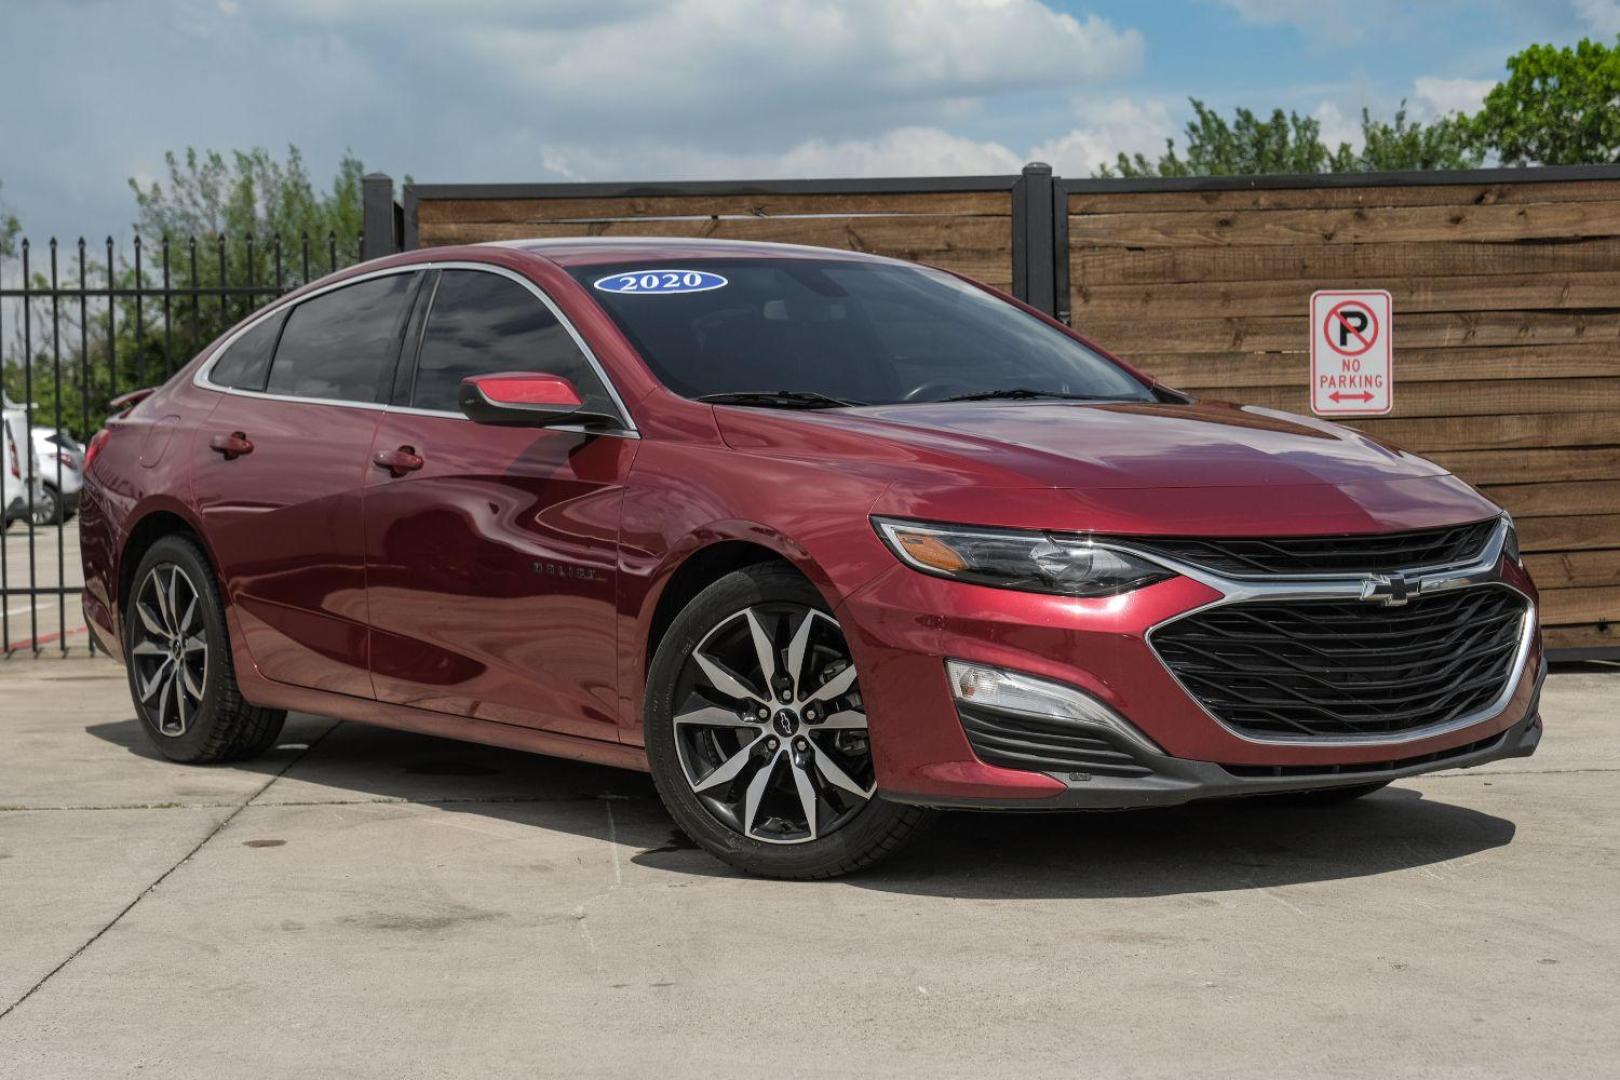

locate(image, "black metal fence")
(1, 231), (364, 657)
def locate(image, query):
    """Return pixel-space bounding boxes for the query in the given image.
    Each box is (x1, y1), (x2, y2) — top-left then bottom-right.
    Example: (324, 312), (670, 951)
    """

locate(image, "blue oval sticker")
(593, 269), (728, 295)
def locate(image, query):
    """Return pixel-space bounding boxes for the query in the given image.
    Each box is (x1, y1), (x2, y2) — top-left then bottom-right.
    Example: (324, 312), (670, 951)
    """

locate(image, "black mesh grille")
(1114, 519), (1496, 578)
(1153, 587), (1527, 739)
(958, 704), (1152, 777)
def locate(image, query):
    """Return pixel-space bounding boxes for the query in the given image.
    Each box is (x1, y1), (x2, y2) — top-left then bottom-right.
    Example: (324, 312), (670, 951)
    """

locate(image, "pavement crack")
(0, 722), (339, 1025)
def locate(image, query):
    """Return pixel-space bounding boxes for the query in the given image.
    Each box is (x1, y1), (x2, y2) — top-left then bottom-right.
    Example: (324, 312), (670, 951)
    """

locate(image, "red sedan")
(78, 239), (1543, 878)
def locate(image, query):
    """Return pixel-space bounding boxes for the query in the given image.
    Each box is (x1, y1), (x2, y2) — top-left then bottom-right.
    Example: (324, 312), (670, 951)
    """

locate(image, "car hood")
(722, 400), (1444, 487)
(714, 400), (1498, 536)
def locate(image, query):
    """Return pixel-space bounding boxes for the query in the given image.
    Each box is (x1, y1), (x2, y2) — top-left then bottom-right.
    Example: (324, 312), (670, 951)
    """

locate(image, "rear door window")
(409, 269), (618, 420)
(266, 273), (415, 404)
(208, 312), (284, 392)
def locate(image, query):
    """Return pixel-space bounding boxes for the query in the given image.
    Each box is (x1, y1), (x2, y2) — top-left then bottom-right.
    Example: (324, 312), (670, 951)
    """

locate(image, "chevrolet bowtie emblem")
(1361, 573), (1415, 607)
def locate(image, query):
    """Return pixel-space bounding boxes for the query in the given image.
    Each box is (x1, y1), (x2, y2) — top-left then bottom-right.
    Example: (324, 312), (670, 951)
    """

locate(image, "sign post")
(1310, 290), (1392, 417)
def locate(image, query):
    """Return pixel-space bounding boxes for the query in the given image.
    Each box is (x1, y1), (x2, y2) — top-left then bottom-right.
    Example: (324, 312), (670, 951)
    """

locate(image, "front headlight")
(1501, 513), (1522, 566)
(872, 517), (1173, 597)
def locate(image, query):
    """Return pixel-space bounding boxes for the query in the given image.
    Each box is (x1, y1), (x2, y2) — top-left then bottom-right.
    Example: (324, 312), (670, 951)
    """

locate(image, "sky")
(2, 0), (1618, 242)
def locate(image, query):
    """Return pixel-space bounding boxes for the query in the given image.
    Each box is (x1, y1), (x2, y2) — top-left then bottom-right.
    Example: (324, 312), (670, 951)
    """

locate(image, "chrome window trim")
(191, 260), (640, 439)
(1115, 517), (1537, 749)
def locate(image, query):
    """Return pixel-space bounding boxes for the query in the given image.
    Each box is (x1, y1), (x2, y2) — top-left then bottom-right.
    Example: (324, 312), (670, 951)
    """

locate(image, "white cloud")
(464, 0), (1144, 129)
(1574, 0), (1620, 33)
(1028, 99), (1177, 175)
(1412, 76), (1493, 117)
(1313, 101), (1360, 150)
(536, 126), (1025, 181)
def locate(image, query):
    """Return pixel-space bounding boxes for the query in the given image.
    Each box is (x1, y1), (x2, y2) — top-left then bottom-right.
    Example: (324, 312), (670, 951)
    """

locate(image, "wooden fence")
(1062, 169), (1620, 659)
(370, 163), (1620, 660)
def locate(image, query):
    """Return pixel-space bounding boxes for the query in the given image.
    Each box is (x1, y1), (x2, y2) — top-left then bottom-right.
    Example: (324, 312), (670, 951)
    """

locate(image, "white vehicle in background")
(31, 425), (83, 524)
(2, 394), (46, 530)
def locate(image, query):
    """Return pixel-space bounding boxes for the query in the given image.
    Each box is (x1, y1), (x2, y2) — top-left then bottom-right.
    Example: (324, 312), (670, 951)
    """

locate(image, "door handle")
(373, 445), (424, 477)
(209, 432), (253, 460)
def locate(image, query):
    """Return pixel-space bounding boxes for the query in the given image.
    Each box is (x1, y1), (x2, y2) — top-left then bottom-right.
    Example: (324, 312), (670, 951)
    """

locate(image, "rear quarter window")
(208, 312), (284, 392)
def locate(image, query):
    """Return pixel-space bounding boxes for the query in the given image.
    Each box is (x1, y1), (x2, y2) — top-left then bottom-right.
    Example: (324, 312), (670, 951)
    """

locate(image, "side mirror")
(458, 372), (601, 428)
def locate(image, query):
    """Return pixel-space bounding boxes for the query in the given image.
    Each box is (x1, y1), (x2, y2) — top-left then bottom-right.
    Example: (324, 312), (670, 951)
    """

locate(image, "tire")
(1265, 780), (1392, 805)
(124, 534), (286, 763)
(29, 484), (62, 526)
(644, 563), (933, 879)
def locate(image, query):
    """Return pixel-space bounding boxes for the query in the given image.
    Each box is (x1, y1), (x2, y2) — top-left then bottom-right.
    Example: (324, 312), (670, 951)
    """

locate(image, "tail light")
(83, 429), (111, 474)
(6, 436), (18, 480)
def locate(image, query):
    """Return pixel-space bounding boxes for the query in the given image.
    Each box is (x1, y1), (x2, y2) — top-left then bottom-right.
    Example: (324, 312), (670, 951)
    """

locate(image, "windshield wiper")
(936, 388), (1132, 403)
(696, 390), (866, 410)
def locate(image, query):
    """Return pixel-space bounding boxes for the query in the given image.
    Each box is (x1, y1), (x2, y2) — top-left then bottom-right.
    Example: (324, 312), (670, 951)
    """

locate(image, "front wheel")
(644, 564), (932, 879)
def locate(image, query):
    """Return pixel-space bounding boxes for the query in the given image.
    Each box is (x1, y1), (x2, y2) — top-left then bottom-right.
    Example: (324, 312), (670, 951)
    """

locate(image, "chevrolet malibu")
(79, 239), (1544, 878)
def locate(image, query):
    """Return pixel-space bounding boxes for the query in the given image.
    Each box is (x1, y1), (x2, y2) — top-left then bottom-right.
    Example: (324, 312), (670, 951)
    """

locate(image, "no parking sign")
(1310, 290), (1392, 416)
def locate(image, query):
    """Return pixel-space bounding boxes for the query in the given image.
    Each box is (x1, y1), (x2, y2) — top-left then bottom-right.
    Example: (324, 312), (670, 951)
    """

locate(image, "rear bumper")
(884, 661), (1544, 809)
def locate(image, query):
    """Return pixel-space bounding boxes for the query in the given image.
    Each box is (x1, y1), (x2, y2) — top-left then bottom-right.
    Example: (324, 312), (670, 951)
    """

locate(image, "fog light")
(946, 660), (1162, 755)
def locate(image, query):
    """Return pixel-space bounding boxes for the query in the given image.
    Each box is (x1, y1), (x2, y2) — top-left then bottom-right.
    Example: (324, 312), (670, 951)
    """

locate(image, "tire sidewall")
(643, 564), (915, 877)
(124, 536), (233, 761)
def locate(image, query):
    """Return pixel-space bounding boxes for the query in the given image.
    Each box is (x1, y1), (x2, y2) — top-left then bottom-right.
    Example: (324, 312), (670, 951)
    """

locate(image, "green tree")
(1348, 105), (1484, 171)
(130, 145), (363, 252)
(1100, 98), (1484, 179)
(1472, 37), (1620, 165)
(0, 180), (19, 258)
(4, 148), (368, 438)
(1100, 100), (1341, 178)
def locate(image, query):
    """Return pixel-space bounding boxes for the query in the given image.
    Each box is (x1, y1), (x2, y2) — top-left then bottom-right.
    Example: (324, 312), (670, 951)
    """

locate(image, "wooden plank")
(1523, 549), (1620, 588)
(1072, 238), (1620, 286)
(1127, 344), (1620, 388)
(1074, 270), (1620, 319)
(1480, 480), (1620, 519)
(1067, 180), (1620, 215)
(418, 191), (1011, 225)
(1346, 412), (1620, 453)
(418, 214), (1012, 254)
(1538, 585), (1620, 626)
(1173, 378), (1620, 419)
(1425, 448), (1620, 485)
(1516, 515), (1620, 553)
(1067, 200), (1620, 248)
(1082, 310), (1620, 354)
(1542, 623), (1619, 651)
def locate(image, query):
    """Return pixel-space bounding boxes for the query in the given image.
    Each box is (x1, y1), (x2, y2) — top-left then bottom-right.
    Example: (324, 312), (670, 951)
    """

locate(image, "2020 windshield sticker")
(593, 269), (728, 295)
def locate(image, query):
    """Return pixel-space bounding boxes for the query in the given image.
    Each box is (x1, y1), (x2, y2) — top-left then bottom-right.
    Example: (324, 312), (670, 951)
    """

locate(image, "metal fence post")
(1013, 162), (1057, 317)
(361, 173), (401, 259)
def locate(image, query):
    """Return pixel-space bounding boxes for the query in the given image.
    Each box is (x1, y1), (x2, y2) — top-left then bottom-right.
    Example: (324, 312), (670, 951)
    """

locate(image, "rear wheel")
(124, 535), (285, 763)
(644, 563), (932, 879)
(29, 484), (61, 526)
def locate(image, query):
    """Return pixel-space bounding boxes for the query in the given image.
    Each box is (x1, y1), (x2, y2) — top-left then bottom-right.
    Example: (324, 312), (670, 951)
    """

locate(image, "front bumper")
(885, 662), (1544, 809)
(838, 526), (1543, 808)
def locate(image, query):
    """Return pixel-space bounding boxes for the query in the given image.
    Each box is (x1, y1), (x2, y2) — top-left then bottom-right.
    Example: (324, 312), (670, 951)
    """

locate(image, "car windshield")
(569, 258), (1153, 407)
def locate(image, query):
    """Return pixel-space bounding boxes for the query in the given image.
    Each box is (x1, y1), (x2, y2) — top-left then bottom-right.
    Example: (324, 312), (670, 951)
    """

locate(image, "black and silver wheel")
(645, 563), (931, 878)
(29, 484), (61, 526)
(124, 534), (286, 763)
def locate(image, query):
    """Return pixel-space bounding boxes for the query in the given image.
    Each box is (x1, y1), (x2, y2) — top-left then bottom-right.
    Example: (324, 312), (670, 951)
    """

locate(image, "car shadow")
(85, 713), (1516, 899)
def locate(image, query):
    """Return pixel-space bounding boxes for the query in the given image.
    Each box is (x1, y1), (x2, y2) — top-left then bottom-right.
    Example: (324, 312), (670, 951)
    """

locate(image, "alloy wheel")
(28, 487), (58, 526)
(130, 563), (208, 736)
(673, 605), (875, 845)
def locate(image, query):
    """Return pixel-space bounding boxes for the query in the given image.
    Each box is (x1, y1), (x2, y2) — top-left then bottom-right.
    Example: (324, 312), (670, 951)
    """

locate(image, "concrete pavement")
(1, 656), (1617, 1078)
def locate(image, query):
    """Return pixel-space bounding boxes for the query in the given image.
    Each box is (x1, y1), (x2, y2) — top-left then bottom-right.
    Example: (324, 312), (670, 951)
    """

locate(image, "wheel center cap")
(772, 708), (801, 737)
